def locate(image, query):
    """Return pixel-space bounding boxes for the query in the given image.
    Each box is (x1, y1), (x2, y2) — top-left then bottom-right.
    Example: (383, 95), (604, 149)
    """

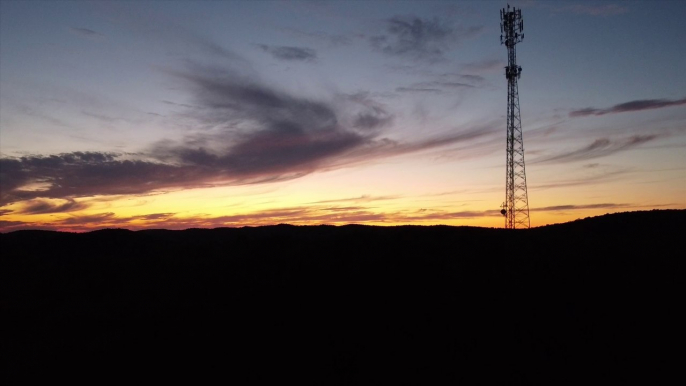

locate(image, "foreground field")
(2, 210), (683, 385)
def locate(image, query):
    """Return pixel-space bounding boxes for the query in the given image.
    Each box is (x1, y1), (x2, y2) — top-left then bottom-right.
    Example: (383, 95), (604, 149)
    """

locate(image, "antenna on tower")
(499, 5), (530, 229)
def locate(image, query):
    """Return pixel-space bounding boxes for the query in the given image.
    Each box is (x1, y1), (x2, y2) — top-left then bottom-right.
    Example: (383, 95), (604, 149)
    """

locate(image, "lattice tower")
(500, 4), (530, 229)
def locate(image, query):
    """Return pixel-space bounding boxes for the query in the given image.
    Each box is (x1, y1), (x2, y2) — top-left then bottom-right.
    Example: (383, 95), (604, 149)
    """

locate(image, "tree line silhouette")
(1, 210), (683, 385)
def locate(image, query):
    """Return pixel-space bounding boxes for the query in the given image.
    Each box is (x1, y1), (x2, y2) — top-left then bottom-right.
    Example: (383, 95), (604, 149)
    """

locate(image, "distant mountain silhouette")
(1, 209), (683, 385)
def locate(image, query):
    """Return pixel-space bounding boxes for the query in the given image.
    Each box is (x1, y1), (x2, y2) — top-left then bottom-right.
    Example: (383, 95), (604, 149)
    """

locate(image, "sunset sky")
(1, 0), (684, 232)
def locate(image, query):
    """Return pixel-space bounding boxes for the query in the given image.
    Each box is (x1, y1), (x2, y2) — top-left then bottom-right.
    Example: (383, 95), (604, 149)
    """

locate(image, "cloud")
(558, 4), (629, 16)
(130, 213), (176, 221)
(309, 195), (401, 205)
(61, 212), (116, 225)
(0, 64), (497, 207)
(159, 65), (376, 177)
(0, 204), (496, 232)
(530, 203), (628, 212)
(0, 220), (33, 232)
(257, 44), (317, 61)
(396, 86), (443, 94)
(530, 135), (658, 164)
(570, 97), (686, 117)
(343, 92), (394, 130)
(455, 74), (486, 83)
(0, 151), (209, 206)
(70, 27), (103, 38)
(531, 168), (631, 191)
(461, 59), (504, 73)
(370, 16), (482, 61)
(280, 27), (352, 47)
(98, 2), (250, 67)
(17, 198), (89, 215)
(396, 81), (475, 94)
(82, 111), (130, 124)
(162, 100), (195, 109)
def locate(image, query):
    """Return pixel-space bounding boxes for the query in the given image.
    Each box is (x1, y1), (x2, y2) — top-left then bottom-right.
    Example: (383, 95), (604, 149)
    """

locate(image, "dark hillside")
(1, 210), (683, 385)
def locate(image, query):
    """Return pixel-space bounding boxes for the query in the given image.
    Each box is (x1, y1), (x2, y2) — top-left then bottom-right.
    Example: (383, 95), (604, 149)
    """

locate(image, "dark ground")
(1, 209), (683, 385)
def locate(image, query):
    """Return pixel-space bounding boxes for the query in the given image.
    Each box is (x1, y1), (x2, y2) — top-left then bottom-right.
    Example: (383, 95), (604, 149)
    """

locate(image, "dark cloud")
(158, 65), (375, 179)
(353, 112), (393, 130)
(1, 66), (374, 205)
(530, 135), (658, 164)
(0, 209), (13, 216)
(257, 44), (317, 61)
(342, 92), (393, 130)
(371, 16), (482, 61)
(18, 198), (89, 215)
(570, 97), (686, 117)
(0, 220), (31, 232)
(1, 65), (494, 207)
(0, 152), (204, 206)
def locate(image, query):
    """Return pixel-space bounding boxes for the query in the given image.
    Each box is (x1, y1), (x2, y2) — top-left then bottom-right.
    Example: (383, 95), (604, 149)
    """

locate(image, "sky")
(1, 0), (684, 232)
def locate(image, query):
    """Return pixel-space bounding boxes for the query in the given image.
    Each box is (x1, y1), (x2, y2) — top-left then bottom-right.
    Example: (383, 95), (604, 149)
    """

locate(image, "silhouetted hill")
(1, 210), (683, 385)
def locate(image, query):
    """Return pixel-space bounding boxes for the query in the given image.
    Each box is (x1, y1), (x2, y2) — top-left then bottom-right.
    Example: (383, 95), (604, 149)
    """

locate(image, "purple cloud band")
(570, 97), (686, 117)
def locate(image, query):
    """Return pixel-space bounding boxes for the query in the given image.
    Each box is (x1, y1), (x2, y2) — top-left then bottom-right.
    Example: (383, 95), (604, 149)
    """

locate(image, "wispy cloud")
(69, 27), (104, 38)
(530, 203), (628, 212)
(0, 205), (499, 232)
(461, 59), (504, 73)
(257, 44), (317, 61)
(61, 212), (116, 225)
(396, 86), (443, 94)
(530, 135), (658, 164)
(555, 4), (629, 17)
(308, 195), (401, 205)
(570, 97), (686, 117)
(370, 16), (482, 62)
(531, 167), (631, 191)
(17, 198), (89, 215)
(157, 63), (379, 178)
(131, 213), (176, 221)
(396, 80), (475, 94)
(0, 200), (644, 232)
(0, 220), (32, 232)
(280, 27), (352, 47)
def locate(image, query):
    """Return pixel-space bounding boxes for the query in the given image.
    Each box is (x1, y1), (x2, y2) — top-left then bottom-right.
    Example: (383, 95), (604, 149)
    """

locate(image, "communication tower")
(499, 4), (530, 229)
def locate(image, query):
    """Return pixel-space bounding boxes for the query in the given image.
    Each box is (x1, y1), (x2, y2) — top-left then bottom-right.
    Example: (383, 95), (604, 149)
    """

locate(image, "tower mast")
(500, 4), (530, 229)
